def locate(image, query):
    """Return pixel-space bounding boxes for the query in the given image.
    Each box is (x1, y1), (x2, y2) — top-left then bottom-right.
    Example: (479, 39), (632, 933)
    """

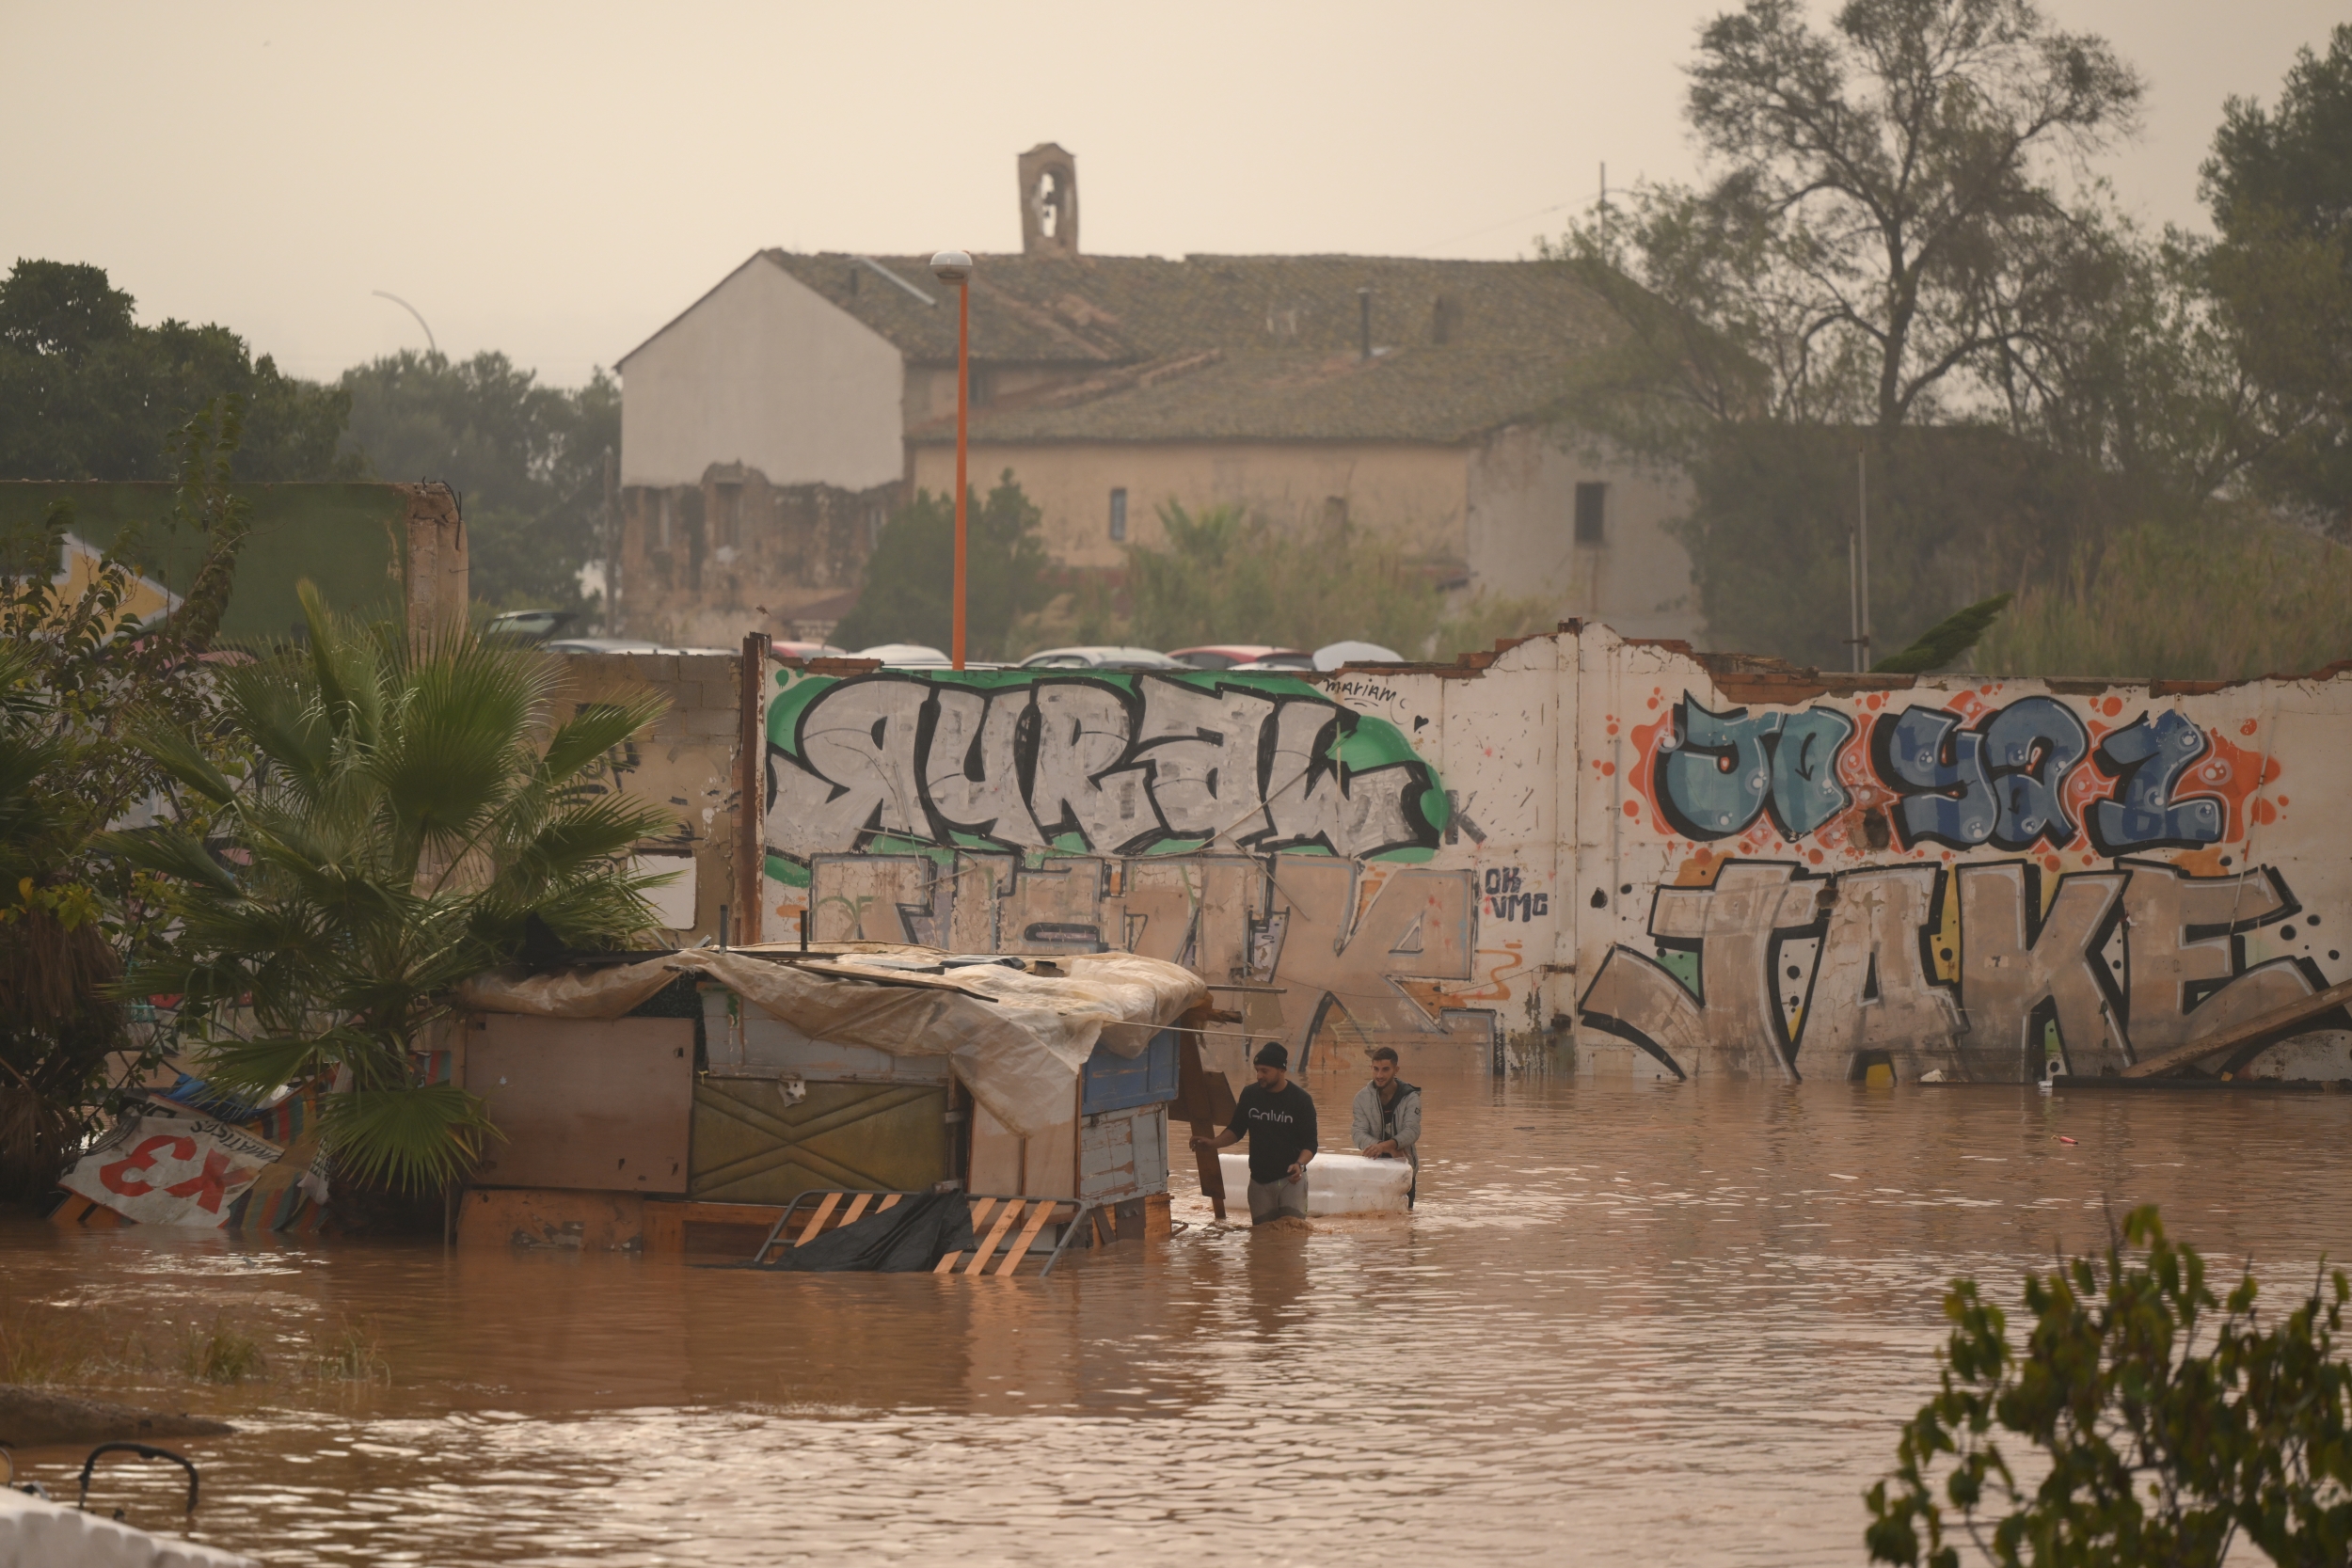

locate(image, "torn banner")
(59, 1105), (299, 1229)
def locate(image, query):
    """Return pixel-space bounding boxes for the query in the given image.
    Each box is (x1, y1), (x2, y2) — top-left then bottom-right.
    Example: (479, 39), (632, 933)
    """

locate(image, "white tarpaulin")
(58, 1106), (284, 1229)
(458, 945), (1206, 1136)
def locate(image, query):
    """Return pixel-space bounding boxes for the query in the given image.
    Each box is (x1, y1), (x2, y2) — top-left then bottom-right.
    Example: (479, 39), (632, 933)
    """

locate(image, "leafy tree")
(337, 350), (619, 615)
(1556, 0), (2142, 439)
(1867, 1205), (2352, 1567)
(834, 473), (1051, 658)
(0, 400), (256, 1202)
(108, 583), (674, 1193)
(0, 261), (352, 483)
(2201, 24), (2352, 529)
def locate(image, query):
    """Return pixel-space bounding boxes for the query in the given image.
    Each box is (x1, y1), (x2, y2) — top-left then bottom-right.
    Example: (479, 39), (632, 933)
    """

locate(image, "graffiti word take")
(767, 673), (1440, 863)
(1577, 857), (2327, 1084)
(1655, 700), (1855, 841)
(1484, 865), (1549, 923)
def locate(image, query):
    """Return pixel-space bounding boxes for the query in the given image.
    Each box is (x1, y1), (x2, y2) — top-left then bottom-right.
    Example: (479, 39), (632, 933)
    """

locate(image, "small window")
(1108, 487), (1128, 542)
(1574, 482), (1607, 545)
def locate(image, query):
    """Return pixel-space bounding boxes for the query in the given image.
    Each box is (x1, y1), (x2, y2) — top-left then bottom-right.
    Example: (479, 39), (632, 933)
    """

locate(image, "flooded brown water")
(8, 1070), (2352, 1565)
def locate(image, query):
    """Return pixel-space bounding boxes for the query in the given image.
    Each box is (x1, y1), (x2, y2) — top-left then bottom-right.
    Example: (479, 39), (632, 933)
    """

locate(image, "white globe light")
(930, 249), (973, 284)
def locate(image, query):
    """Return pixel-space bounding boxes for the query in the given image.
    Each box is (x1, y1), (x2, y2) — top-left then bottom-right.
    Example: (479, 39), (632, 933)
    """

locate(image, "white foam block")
(1216, 1150), (1411, 1215)
(0, 1482), (257, 1568)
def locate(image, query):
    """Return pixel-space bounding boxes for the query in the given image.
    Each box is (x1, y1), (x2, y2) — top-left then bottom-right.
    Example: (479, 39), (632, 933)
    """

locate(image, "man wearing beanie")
(1191, 1040), (1318, 1224)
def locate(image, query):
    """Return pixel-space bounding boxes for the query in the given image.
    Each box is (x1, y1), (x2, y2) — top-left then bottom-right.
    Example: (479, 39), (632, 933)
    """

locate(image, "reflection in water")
(6, 1069), (2349, 1564)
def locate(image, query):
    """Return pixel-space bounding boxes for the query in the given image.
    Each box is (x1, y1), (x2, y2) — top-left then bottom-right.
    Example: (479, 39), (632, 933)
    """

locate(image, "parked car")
(1168, 644), (1311, 671)
(485, 609), (579, 645)
(541, 638), (737, 657)
(854, 642), (953, 667)
(772, 640), (850, 661)
(1017, 645), (1187, 670)
(1312, 640), (1405, 669)
(542, 636), (667, 655)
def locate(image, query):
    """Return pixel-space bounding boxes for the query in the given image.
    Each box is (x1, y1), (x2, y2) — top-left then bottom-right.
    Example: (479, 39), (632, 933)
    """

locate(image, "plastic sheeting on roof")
(456, 946), (1205, 1137)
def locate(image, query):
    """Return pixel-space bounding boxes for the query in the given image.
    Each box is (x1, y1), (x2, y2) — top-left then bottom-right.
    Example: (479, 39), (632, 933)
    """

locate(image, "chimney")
(1018, 143), (1079, 259)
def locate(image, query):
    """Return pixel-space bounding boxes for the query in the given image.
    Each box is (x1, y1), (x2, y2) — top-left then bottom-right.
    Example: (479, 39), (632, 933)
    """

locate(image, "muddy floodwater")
(7, 1070), (2351, 1565)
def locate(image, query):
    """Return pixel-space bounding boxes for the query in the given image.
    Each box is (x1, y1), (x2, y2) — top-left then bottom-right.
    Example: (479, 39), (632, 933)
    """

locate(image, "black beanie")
(1253, 1040), (1288, 1069)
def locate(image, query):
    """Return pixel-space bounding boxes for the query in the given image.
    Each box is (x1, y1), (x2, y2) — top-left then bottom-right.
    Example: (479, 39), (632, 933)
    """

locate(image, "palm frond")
(540, 691), (668, 785)
(123, 714), (237, 805)
(99, 825), (243, 896)
(1873, 594), (2015, 675)
(319, 1084), (500, 1195)
(189, 1032), (341, 1098)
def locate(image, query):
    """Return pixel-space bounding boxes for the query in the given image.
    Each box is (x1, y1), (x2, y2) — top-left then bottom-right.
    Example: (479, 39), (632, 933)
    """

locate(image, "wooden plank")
(967, 1197), (999, 1230)
(994, 1200), (1059, 1277)
(642, 1202), (687, 1256)
(2122, 976), (2352, 1079)
(795, 1192), (843, 1245)
(839, 1193), (874, 1227)
(932, 1248), (966, 1275)
(964, 1199), (1025, 1275)
(876, 1194), (901, 1212)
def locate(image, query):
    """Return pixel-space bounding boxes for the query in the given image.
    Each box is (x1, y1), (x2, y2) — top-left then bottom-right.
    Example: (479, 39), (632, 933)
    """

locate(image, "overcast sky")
(3, 0), (2337, 388)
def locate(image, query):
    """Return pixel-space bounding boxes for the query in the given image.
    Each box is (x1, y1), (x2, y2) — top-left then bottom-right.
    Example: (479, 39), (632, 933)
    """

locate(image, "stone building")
(613, 144), (1697, 649)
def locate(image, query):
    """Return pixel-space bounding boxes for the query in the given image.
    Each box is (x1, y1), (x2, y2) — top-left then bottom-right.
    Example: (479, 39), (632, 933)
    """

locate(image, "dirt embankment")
(0, 1384), (233, 1448)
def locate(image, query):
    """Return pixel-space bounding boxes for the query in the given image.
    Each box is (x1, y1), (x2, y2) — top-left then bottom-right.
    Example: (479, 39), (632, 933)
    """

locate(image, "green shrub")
(1867, 1205), (2352, 1566)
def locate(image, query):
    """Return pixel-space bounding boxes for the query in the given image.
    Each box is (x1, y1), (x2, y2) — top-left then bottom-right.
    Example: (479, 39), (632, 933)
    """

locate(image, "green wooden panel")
(689, 1080), (947, 1205)
(0, 482), (410, 641)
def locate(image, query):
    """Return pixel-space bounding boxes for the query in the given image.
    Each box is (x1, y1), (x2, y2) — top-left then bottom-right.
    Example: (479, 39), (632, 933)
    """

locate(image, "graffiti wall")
(759, 662), (1545, 1078)
(758, 631), (2352, 1083)
(1575, 637), (2350, 1084)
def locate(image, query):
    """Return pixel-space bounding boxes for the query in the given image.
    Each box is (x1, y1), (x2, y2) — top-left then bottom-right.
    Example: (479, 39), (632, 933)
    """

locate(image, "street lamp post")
(930, 250), (974, 670)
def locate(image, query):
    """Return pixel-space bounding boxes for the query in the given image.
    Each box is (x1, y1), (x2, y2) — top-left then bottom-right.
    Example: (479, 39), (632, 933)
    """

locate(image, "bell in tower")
(1018, 143), (1079, 259)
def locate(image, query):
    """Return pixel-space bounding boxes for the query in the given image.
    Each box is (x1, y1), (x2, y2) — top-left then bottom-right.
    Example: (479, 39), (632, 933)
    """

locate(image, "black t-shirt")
(1227, 1080), (1318, 1184)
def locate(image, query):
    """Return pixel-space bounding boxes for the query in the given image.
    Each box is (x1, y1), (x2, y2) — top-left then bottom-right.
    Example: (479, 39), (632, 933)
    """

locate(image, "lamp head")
(930, 249), (973, 284)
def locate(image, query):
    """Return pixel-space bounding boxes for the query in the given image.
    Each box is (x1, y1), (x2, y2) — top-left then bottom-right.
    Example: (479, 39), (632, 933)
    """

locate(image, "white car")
(1017, 645), (1186, 671)
(853, 642), (954, 667)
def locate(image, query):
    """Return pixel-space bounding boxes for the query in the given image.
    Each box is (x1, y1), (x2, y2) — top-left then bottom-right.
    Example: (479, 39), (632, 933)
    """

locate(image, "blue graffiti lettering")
(1655, 699), (1853, 842)
(1873, 707), (1997, 848)
(1873, 698), (2087, 851)
(2090, 710), (2225, 854)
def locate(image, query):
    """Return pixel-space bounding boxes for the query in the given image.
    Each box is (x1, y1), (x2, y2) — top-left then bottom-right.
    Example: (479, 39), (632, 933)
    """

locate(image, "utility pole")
(1851, 447), (1872, 673)
(601, 446), (619, 635)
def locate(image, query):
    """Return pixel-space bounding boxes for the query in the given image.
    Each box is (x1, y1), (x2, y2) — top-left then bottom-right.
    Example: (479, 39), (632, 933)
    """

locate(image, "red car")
(1169, 644), (1312, 671)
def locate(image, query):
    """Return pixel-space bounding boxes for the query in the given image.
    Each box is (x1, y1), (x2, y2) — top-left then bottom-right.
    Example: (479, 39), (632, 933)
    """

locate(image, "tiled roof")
(761, 250), (1628, 445)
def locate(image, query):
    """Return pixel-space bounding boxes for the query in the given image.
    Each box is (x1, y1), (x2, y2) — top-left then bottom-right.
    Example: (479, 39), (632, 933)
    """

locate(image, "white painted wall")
(619, 256), (904, 489)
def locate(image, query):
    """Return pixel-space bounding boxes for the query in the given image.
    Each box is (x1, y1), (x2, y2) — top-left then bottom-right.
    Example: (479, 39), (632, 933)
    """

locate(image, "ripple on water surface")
(6, 1075), (2348, 1564)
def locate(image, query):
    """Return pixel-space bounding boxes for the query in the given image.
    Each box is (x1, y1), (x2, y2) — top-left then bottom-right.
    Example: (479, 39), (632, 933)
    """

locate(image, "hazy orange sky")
(3, 0), (2338, 387)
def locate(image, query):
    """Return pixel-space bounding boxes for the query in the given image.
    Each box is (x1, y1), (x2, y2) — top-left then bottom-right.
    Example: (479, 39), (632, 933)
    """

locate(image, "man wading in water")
(1351, 1046), (1421, 1208)
(1193, 1041), (1318, 1224)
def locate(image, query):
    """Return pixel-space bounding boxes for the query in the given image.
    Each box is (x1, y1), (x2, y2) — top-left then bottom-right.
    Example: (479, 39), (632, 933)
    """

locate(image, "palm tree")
(112, 581), (675, 1194)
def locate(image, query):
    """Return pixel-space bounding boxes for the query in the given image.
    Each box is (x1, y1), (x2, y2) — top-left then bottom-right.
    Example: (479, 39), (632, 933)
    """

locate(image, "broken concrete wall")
(615, 466), (895, 648)
(554, 650), (742, 943)
(755, 627), (2352, 1084)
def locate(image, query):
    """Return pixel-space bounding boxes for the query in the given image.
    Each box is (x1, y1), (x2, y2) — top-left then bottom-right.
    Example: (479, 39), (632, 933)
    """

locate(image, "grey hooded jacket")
(1350, 1078), (1422, 1172)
